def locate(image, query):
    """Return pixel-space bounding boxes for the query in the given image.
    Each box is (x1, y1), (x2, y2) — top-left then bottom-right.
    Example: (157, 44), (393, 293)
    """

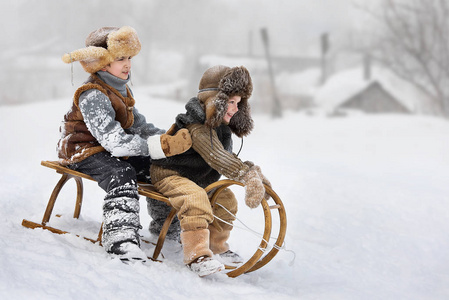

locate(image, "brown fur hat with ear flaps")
(61, 26), (141, 74)
(197, 65), (254, 137)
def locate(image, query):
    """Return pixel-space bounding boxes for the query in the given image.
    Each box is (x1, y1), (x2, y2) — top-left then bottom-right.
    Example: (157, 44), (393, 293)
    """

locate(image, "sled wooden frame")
(22, 160), (287, 278)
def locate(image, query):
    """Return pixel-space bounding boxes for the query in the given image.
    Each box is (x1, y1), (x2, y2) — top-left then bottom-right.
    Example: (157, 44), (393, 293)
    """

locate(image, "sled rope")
(214, 203), (296, 265)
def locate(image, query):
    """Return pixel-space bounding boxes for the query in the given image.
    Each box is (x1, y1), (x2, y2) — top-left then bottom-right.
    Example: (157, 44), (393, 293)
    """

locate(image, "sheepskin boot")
(209, 224), (243, 266)
(181, 229), (224, 277)
(209, 224), (230, 254)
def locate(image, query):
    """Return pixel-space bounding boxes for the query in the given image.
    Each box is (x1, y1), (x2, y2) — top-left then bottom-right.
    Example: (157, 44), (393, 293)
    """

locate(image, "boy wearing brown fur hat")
(150, 65), (272, 276)
(58, 26), (191, 262)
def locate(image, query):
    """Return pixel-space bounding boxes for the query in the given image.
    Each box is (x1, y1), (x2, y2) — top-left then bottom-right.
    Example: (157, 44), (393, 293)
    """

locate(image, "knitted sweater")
(150, 98), (250, 188)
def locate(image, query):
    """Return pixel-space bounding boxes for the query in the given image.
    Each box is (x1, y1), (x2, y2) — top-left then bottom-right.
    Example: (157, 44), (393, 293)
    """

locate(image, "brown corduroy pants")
(153, 175), (238, 231)
(154, 175), (238, 263)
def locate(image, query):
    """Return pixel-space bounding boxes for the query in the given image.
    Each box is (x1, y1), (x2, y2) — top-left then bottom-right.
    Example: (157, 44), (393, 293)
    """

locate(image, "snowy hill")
(1, 93), (448, 300)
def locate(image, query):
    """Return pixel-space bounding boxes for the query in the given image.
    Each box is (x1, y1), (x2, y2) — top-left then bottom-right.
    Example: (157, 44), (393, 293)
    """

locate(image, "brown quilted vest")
(57, 74), (135, 166)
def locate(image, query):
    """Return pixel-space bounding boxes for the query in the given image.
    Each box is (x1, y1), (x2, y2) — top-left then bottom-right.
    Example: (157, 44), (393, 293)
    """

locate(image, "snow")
(276, 68), (321, 96)
(200, 55), (269, 73)
(1, 93), (449, 300)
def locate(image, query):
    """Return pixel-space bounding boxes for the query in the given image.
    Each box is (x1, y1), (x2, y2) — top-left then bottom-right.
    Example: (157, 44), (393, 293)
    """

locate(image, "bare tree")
(356, 0), (449, 117)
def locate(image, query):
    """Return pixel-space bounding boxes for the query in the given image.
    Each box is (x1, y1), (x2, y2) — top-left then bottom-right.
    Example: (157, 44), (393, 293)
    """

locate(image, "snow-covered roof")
(314, 66), (426, 113)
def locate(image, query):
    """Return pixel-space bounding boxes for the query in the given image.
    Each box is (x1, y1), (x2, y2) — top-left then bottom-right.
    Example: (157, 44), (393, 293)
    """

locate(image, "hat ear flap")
(204, 96), (218, 128)
(62, 46), (111, 73)
(228, 98), (254, 137)
(62, 46), (109, 64)
(204, 91), (228, 128)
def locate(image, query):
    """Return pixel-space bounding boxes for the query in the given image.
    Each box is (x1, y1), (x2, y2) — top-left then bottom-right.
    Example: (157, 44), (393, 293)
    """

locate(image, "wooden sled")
(22, 160), (287, 278)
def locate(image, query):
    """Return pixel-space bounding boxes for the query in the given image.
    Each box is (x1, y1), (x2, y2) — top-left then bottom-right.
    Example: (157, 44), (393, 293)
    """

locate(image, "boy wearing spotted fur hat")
(150, 65), (272, 276)
(58, 26), (191, 262)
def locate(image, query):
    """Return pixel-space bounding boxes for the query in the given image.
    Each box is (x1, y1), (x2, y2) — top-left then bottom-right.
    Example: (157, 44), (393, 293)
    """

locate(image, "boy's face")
(102, 56), (132, 80)
(223, 95), (241, 124)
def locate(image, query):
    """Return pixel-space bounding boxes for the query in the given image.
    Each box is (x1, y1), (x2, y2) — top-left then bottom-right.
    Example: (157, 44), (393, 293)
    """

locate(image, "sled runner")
(22, 160), (287, 278)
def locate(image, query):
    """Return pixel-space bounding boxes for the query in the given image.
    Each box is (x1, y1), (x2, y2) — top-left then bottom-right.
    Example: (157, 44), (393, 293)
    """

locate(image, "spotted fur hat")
(62, 26), (141, 74)
(197, 65), (254, 137)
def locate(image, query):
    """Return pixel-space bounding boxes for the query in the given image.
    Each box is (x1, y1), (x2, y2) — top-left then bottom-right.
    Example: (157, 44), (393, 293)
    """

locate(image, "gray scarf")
(96, 71), (131, 97)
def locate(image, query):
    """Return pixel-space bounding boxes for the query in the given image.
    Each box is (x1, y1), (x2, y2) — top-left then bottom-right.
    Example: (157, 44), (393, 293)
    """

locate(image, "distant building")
(275, 68), (321, 111)
(336, 81), (411, 114)
(313, 66), (425, 116)
(2, 38), (74, 105)
(4, 55), (69, 105)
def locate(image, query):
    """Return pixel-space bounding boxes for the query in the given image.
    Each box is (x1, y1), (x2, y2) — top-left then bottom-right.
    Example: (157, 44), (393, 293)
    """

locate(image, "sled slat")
(22, 219), (99, 243)
(40, 161), (170, 204)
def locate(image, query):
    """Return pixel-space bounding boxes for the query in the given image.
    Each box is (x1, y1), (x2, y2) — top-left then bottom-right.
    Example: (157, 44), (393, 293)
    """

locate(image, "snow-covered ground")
(1, 93), (448, 300)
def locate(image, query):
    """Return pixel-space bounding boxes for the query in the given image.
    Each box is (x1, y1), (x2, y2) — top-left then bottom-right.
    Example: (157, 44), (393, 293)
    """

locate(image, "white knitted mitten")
(242, 167), (265, 208)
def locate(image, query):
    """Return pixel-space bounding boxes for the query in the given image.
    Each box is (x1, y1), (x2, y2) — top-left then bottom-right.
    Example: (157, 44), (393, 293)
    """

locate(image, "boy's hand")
(242, 167), (265, 208)
(251, 165), (272, 201)
(243, 162), (272, 201)
(160, 129), (192, 157)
